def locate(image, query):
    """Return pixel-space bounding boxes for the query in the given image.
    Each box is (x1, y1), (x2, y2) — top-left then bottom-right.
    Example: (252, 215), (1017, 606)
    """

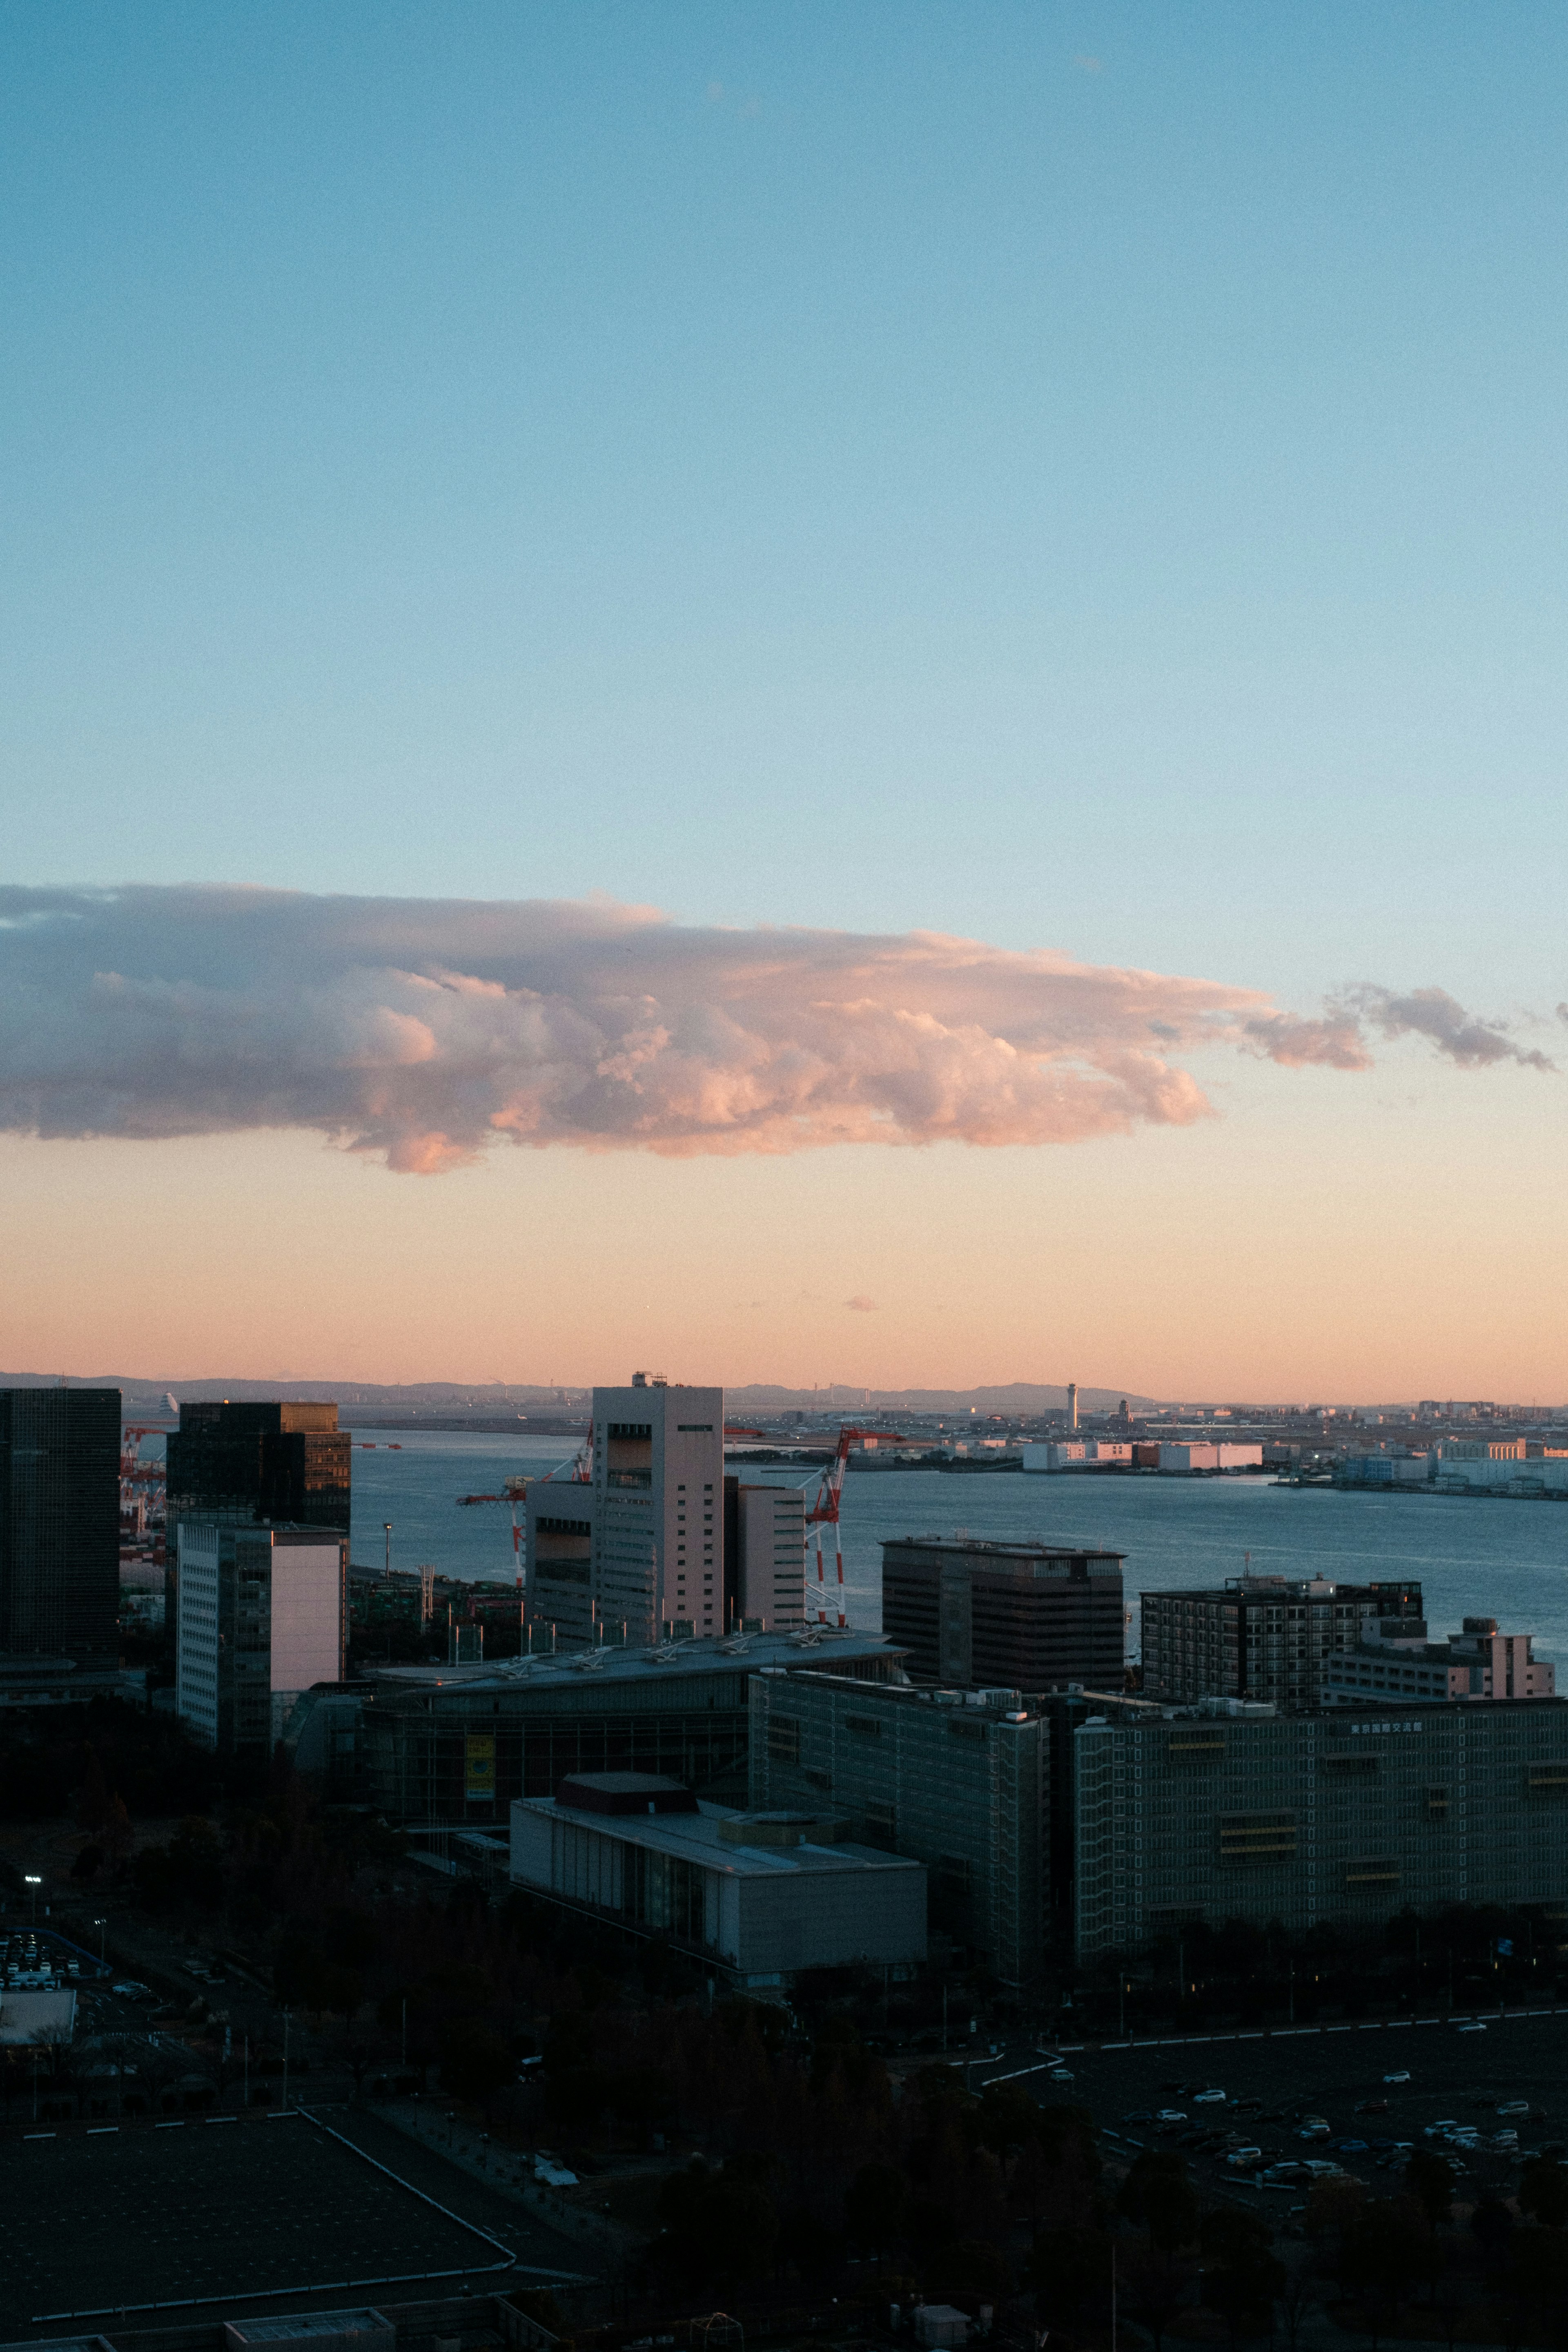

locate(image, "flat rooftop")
(366, 1624), (900, 1695)
(515, 1792), (922, 1882)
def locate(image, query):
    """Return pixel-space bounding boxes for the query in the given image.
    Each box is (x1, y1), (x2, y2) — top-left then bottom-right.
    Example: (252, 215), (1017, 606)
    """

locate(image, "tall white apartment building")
(590, 1376), (725, 1644)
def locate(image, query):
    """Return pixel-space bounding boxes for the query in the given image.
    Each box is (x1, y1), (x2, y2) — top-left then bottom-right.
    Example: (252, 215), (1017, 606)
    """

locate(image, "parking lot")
(983, 2009), (1568, 2202)
(0, 2107), (546, 2331)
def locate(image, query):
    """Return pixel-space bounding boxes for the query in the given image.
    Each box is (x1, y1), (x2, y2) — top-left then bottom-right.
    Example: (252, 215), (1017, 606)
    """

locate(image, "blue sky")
(3, 5), (1567, 1397)
(5, 1), (1565, 1005)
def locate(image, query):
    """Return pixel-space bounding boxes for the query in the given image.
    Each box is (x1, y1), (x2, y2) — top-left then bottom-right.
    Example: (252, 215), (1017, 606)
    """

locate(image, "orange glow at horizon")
(1, 1041), (1563, 1403)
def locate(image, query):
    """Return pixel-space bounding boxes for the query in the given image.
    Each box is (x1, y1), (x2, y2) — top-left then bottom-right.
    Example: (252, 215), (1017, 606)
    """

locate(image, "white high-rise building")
(590, 1376), (725, 1644)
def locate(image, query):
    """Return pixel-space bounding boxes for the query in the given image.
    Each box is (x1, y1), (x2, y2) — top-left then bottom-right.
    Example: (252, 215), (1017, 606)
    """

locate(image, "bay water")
(345, 1429), (1568, 1664)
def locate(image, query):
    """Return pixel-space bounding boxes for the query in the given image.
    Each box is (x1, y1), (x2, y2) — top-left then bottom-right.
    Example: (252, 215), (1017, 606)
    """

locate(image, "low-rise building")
(1074, 1694), (1568, 1958)
(1156, 1442), (1264, 1473)
(1022, 1442), (1136, 1472)
(509, 1770), (926, 1987)
(1336, 1453), (1432, 1487)
(292, 1625), (906, 1822)
(748, 1668), (1047, 1986)
(1139, 1575), (1424, 1709)
(1324, 1615), (1555, 1707)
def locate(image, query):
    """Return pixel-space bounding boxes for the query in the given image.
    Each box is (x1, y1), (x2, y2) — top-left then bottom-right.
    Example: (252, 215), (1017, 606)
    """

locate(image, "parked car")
(1299, 2118), (1331, 2140)
(1354, 2099), (1389, 2116)
(1457, 2021), (1488, 2035)
(1225, 2148), (1263, 2169)
(1156, 2109), (1188, 2126)
(1194, 2088), (1228, 2105)
(1498, 2100), (1530, 2119)
(1383, 2069), (1412, 2085)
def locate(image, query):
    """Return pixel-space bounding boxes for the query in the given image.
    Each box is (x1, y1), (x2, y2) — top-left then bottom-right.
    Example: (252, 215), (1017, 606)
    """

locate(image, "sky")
(2, 2), (1565, 1399)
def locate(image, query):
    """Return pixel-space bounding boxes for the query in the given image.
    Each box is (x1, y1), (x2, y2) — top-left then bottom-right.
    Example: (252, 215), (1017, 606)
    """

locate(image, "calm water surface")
(345, 1432), (1568, 1664)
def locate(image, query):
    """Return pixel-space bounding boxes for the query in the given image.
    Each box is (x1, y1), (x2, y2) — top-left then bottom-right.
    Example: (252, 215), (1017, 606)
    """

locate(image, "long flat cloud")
(0, 886), (1546, 1173)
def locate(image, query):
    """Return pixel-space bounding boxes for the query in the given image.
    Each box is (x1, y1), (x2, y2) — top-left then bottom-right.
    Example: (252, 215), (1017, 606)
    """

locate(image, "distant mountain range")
(0, 1371), (1158, 1414)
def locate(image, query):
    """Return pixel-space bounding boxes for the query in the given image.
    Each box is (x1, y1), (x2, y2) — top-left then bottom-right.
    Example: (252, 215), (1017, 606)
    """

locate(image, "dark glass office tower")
(166, 1401), (351, 1534)
(0, 1388), (121, 1667)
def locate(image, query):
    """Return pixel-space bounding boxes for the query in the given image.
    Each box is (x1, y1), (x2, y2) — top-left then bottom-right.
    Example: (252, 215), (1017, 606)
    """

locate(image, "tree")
(1406, 2146), (1454, 2230)
(1027, 2223), (1113, 2327)
(1200, 2212), (1284, 2352)
(1118, 2150), (1199, 2252)
(657, 2158), (780, 2292)
(1472, 2193), (1515, 2278)
(979, 2082), (1045, 2171)
(439, 2018), (517, 2105)
(76, 1746), (111, 1833)
(1519, 2154), (1568, 2232)
(1123, 2238), (1194, 2352)
(846, 2163), (911, 2263)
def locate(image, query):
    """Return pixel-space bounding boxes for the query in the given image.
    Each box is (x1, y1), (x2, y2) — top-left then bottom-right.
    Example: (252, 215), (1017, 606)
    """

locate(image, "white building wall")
(269, 1538), (343, 1693)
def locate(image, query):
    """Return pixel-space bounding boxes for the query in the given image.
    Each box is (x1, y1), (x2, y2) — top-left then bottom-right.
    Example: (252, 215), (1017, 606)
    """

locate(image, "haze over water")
(345, 1430), (1568, 1666)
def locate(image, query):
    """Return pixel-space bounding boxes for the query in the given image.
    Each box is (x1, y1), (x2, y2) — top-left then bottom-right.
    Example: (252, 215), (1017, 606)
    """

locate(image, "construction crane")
(802, 1427), (904, 1626)
(119, 1426), (168, 1508)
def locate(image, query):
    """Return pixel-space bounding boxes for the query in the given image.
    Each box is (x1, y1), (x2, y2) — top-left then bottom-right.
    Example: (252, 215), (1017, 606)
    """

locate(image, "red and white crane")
(803, 1427), (904, 1626)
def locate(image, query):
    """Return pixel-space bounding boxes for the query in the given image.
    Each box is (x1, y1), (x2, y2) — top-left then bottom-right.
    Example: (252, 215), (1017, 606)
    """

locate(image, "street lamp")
(383, 1522), (393, 1578)
(94, 1917), (107, 1968)
(23, 1874), (40, 1927)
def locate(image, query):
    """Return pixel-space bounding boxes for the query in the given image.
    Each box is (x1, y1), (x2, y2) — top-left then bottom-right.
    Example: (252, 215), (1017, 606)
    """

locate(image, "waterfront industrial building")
(748, 1667), (1046, 1987)
(0, 1385), (120, 1679)
(175, 1521), (347, 1753)
(1139, 1575), (1424, 1709)
(1073, 1693), (1568, 1958)
(509, 1768), (926, 1985)
(1323, 1614), (1555, 1707)
(882, 1535), (1125, 1690)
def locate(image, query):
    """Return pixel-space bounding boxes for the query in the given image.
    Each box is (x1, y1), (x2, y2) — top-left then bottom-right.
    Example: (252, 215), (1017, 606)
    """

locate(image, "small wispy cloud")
(1333, 984), (1556, 1074)
(846, 1296), (877, 1314)
(0, 886), (1539, 1174)
(1074, 53), (1103, 72)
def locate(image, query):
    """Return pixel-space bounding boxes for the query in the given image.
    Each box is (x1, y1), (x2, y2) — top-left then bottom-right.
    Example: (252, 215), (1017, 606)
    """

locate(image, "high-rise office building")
(750, 1668), (1047, 1987)
(1138, 1575), (1423, 1709)
(176, 1522), (347, 1754)
(525, 1479), (595, 1645)
(881, 1536), (1125, 1690)
(590, 1376), (724, 1644)
(0, 1387), (120, 1671)
(165, 1401), (351, 1535)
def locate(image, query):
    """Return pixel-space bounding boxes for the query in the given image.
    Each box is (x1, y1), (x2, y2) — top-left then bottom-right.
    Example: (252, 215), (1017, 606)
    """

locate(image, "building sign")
(465, 1732), (496, 1799)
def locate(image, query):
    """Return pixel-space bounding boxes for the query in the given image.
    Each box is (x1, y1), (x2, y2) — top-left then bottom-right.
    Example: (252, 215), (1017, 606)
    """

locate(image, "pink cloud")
(0, 885), (1532, 1173)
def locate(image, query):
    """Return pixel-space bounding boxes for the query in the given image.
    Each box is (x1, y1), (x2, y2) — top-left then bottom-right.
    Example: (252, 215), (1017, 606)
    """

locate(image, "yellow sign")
(464, 1732), (496, 1797)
